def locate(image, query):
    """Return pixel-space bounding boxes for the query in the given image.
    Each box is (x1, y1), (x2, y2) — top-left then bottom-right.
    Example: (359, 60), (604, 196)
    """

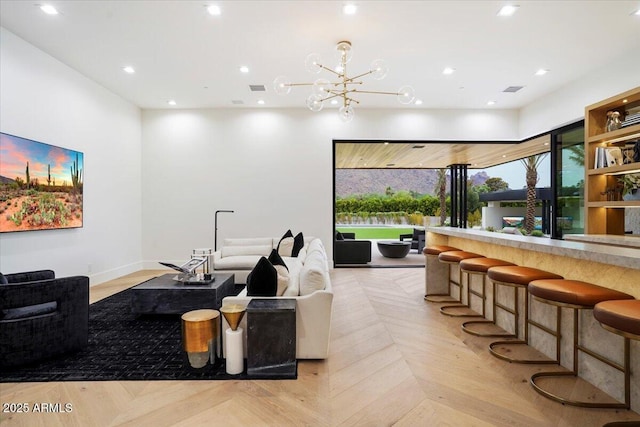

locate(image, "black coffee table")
(130, 273), (235, 314)
(377, 241), (411, 258)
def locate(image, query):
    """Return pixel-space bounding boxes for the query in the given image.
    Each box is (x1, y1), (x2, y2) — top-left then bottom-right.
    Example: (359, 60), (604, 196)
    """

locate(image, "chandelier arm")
(318, 64), (343, 77)
(352, 90), (401, 96)
(346, 69), (376, 82)
(286, 83), (317, 87)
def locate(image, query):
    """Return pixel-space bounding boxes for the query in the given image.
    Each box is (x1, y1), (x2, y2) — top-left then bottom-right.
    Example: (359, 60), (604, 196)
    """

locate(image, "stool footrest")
(424, 294), (460, 303)
(489, 340), (558, 364)
(461, 320), (515, 337)
(531, 371), (629, 409)
(440, 304), (483, 318)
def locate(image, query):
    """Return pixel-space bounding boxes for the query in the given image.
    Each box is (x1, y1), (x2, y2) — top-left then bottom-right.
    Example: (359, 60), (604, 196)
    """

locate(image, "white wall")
(0, 28), (143, 284)
(519, 52), (640, 138)
(141, 108), (519, 265)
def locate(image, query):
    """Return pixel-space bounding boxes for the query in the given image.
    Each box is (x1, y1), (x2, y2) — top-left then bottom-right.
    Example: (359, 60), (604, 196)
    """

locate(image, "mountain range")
(335, 169), (492, 197)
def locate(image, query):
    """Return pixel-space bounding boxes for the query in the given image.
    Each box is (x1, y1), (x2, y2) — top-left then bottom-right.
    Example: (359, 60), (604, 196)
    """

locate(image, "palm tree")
(519, 154), (547, 234)
(435, 168), (448, 226)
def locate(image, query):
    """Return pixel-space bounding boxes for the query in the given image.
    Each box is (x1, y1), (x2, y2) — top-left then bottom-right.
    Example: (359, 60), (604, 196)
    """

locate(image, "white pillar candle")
(224, 327), (244, 375)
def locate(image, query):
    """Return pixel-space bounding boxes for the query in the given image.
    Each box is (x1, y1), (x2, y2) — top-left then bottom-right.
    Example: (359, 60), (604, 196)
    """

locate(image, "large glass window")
(553, 123), (584, 238)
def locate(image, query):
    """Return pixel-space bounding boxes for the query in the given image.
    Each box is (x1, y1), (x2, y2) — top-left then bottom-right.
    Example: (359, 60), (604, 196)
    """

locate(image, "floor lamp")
(214, 210), (234, 251)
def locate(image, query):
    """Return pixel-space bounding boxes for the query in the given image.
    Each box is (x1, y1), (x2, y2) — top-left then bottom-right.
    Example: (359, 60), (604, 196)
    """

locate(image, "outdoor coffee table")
(130, 273), (235, 314)
(377, 241), (411, 258)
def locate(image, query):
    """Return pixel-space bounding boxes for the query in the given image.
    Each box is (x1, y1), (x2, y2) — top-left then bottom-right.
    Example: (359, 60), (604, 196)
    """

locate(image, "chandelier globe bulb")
(370, 59), (388, 80)
(339, 104), (355, 122)
(306, 94), (324, 112)
(305, 53), (323, 74)
(397, 85), (416, 104)
(273, 76), (292, 95)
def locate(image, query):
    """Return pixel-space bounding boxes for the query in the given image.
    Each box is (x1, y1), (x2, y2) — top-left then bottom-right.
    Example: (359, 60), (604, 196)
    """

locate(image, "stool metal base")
(529, 305), (631, 409)
(489, 340), (558, 364)
(530, 371), (628, 409)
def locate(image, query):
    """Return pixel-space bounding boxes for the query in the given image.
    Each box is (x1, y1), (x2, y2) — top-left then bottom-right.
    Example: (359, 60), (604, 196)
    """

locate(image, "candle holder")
(220, 304), (246, 375)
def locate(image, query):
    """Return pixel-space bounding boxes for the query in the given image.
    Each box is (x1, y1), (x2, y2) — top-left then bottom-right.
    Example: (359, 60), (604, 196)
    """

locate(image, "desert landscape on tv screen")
(0, 133), (83, 233)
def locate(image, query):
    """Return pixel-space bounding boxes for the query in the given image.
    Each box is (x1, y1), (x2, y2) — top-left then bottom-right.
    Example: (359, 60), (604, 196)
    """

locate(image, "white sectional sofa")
(218, 236), (333, 359)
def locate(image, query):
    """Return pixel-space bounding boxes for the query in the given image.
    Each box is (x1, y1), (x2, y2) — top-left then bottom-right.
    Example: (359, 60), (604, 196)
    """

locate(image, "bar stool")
(527, 280), (634, 408)
(437, 251), (485, 317)
(486, 266), (563, 363)
(458, 258), (517, 336)
(592, 299), (640, 411)
(423, 245), (460, 302)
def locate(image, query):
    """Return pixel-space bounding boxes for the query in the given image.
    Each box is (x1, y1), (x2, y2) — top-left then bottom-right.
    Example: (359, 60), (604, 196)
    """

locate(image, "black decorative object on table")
(247, 299), (297, 379)
(377, 241), (411, 258)
(0, 287), (296, 382)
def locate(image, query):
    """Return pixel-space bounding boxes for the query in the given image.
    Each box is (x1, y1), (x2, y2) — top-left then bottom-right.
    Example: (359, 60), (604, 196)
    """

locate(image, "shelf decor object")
(273, 41), (415, 122)
(585, 86), (640, 234)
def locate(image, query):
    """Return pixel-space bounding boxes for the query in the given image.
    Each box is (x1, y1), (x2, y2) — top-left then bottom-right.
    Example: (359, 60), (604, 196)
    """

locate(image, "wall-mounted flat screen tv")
(0, 132), (83, 233)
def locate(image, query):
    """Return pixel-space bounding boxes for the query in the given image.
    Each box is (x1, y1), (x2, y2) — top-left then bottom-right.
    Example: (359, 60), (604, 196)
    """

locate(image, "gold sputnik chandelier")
(273, 41), (415, 122)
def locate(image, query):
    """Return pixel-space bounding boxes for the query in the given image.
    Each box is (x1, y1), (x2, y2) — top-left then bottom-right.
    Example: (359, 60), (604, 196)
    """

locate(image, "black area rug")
(0, 285), (296, 382)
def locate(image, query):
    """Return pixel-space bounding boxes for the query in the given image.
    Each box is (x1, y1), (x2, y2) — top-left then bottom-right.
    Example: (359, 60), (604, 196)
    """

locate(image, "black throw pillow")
(246, 257), (277, 297)
(335, 231), (344, 241)
(268, 249), (288, 271)
(292, 232), (304, 257)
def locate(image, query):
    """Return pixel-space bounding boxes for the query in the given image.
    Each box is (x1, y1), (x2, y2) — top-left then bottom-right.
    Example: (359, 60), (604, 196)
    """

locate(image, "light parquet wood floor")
(1, 268), (639, 426)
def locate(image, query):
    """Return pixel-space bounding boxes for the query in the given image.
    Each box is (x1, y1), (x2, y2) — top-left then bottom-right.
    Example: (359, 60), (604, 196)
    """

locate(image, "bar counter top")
(427, 227), (640, 271)
(563, 234), (640, 249)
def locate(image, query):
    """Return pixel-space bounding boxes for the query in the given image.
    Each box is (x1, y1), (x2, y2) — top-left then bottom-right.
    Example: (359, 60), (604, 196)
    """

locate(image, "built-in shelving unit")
(585, 86), (640, 235)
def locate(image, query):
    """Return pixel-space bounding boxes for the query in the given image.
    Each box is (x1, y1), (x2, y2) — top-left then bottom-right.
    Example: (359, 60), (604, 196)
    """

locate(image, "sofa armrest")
(221, 289), (333, 359)
(5, 270), (55, 283)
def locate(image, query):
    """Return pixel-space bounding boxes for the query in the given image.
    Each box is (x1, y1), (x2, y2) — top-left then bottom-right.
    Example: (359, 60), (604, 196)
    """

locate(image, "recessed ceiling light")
(535, 69), (549, 76)
(414, 99), (423, 105)
(543, 142), (549, 146)
(497, 5), (519, 17)
(122, 66), (135, 74)
(239, 66), (249, 73)
(623, 99), (629, 103)
(487, 100), (496, 106)
(167, 100), (176, 106)
(384, 142), (389, 145)
(442, 67), (455, 75)
(343, 4), (357, 15)
(207, 5), (221, 16)
(502, 154), (507, 158)
(40, 4), (58, 15)
(257, 99), (265, 105)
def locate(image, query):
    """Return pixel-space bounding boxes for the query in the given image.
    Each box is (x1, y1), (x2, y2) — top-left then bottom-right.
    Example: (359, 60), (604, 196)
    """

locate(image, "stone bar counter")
(426, 227), (640, 411)
(427, 227), (640, 298)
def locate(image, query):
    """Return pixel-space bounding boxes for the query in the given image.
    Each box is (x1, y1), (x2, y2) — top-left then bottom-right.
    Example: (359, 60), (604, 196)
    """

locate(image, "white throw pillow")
(274, 264), (290, 296)
(278, 237), (294, 257)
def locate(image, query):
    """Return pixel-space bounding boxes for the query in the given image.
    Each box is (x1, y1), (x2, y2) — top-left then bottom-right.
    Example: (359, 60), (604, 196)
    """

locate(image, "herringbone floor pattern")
(1, 268), (638, 426)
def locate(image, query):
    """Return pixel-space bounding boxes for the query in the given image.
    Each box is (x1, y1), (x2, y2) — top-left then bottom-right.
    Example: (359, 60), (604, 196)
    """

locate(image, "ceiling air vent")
(386, 163), (396, 167)
(503, 86), (524, 93)
(249, 85), (266, 92)
(231, 100), (244, 105)
(412, 145), (425, 149)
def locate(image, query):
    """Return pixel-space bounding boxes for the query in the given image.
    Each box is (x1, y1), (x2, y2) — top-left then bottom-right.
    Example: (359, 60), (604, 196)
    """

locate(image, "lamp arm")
(214, 210), (234, 252)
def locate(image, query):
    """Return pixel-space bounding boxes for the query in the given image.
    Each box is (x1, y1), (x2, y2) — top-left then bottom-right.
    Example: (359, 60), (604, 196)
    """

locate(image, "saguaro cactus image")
(70, 152), (82, 192)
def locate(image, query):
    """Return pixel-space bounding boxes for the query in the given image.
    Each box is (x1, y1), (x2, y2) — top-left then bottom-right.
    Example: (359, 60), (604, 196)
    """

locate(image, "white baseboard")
(89, 261), (144, 286)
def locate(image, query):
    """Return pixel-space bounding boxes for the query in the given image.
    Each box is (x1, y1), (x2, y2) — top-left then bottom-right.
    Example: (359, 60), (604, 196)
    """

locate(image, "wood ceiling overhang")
(335, 134), (551, 169)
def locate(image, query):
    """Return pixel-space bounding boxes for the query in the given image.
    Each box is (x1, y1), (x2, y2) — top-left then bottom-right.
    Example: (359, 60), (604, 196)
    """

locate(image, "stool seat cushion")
(529, 279), (634, 307)
(423, 245), (460, 256)
(594, 300), (640, 337)
(459, 258), (515, 273)
(487, 266), (563, 286)
(438, 251), (484, 263)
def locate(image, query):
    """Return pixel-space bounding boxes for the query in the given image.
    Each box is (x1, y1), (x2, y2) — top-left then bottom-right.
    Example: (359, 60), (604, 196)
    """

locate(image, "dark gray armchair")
(334, 232), (372, 264)
(0, 270), (89, 368)
(400, 228), (426, 253)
